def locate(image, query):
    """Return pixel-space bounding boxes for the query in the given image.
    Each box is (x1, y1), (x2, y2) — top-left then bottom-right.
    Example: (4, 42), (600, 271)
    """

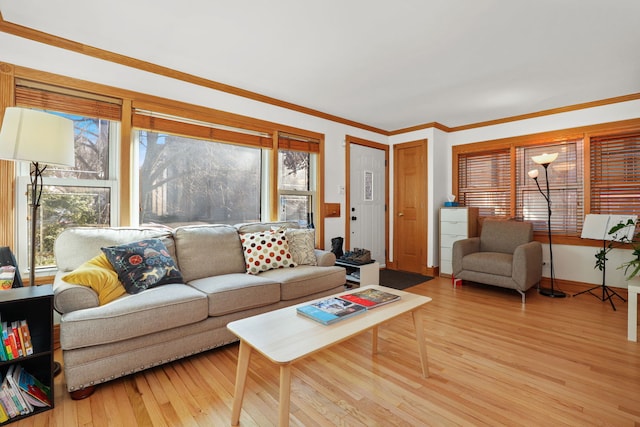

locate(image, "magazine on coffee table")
(339, 288), (401, 309)
(297, 288), (401, 325)
(296, 297), (367, 325)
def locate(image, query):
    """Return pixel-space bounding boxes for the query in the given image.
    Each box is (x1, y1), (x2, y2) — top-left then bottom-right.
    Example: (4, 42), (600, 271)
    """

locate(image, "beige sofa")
(53, 222), (346, 398)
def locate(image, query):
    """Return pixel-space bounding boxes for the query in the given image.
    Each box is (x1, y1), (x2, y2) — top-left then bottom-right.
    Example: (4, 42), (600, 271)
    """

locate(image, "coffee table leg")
(279, 364), (292, 427)
(412, 309), (430, 378)
(231, 340), (252, 426)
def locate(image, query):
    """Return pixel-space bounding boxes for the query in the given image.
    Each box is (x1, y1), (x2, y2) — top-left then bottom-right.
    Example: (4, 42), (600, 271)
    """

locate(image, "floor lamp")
(528, 152), (566, 298)
(0, 106), (75, 376)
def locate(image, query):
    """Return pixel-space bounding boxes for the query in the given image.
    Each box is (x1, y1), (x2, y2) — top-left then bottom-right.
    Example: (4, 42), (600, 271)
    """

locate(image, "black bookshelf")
(0, 285), (54, 423)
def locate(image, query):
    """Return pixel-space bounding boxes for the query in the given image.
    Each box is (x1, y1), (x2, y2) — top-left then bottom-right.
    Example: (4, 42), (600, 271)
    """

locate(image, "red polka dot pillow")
(240, 229), (296, 274)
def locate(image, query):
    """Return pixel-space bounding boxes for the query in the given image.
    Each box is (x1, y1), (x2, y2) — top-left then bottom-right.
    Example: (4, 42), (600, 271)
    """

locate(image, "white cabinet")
(335, 261), (380, 287)
(439, 207), (478, 277)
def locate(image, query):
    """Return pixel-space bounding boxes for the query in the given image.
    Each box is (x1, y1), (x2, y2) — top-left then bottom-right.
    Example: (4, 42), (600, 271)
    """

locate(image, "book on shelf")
(19, 320), (34, 356)
(296, 297), (367, 325)
(7, 365), (32, 414)
(0, 398), (8, 423)
(1, 322), (18, 360)
(0, 319), (34, 362)
(339, 288), (401, 309)
(17, 365), (51, 408)
(0, 365), (51, 421)
(0, 382), (18, 419)
(10, 322), (24, 358)
(1, 368), (28, 416)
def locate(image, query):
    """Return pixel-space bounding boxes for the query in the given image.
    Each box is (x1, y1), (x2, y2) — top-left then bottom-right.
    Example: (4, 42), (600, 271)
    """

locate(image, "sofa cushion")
(240, 229), (296, 274)
(102, 239), (184, 294)
(188, 273), (281, 316)
(55, 227), (175, 273)
(462, 252), (513, 277)
(259, 265), (347, 300)
(480, 220), (533, 254)
(173, 224), (246, 282)
(60, 284), (208, 349)
(286, 229), (317, 266)
(61, 253), (126, 305)
(235, 221), (299, 234)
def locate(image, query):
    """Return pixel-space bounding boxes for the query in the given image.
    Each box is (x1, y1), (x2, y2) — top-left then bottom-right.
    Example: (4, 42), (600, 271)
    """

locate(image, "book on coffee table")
(339, 288), (400, 309)
(296, 297), (367, 325)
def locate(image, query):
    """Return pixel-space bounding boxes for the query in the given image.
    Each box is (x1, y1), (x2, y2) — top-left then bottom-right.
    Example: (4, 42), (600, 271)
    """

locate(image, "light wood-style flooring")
(13, 277), (640, 426)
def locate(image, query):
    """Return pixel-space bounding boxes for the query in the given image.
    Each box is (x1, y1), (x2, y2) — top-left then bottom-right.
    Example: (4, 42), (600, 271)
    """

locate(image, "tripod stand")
(573, 238), (626, 311)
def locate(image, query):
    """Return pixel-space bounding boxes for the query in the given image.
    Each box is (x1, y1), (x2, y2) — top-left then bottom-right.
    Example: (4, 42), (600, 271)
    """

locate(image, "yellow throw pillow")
(62, 253), (126, 305)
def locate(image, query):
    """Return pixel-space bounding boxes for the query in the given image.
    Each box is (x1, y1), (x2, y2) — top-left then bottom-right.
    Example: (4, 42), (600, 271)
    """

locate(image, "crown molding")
(0, 14), (389, 136)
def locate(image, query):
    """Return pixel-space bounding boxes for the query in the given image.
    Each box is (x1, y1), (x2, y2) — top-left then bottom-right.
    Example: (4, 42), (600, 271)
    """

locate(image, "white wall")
(2, 31), (638, 288)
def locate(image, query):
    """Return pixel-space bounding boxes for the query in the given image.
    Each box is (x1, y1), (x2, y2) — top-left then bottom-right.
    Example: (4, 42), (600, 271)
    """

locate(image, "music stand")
(575, 214), (637, 310)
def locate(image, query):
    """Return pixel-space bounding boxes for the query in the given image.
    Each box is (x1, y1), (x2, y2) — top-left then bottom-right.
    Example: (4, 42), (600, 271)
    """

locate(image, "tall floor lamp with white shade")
(0, 107), (75, 286)
(528, 152), (566, 298)
(0, 107), (75, 376)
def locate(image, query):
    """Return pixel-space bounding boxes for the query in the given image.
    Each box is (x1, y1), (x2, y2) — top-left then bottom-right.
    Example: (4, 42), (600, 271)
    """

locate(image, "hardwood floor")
(15, 277), (640, 426)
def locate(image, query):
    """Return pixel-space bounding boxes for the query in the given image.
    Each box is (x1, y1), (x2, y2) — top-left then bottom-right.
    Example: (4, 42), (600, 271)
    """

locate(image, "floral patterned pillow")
(285, 229), (317, 266)
(101, 239), (183, 294)
(240, 229), (296, 274)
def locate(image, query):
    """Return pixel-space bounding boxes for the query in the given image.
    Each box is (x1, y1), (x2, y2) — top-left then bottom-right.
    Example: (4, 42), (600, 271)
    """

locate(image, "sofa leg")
(70, 386), (96, 400)
(517, 290), (525, 304)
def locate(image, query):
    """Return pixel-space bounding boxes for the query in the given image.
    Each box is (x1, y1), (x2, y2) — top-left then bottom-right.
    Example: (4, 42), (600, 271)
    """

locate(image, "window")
(457, 149), (511, 217)
(135, 131), (262, 226)
(590, 132), (640, 216)
(277, 133), (319, 227)
(454, 122), (640, 240)
(516, 140), (583, 235)
(14, 82), (120, 272)
(132, 111), (321, 229)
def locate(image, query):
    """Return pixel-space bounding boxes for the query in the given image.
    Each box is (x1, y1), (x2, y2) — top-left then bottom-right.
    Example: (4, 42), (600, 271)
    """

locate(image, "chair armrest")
(452, 237), (480, 275)
(315, 249), (337, 267)
(512, 241), (543, 289)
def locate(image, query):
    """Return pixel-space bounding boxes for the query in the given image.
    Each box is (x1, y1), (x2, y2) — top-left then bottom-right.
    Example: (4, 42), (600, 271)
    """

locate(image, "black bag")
(331, 237), (344, 259)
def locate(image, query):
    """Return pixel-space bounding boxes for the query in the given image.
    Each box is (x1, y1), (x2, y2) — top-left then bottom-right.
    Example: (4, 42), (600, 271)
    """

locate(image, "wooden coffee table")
(227, 285), (432, 427)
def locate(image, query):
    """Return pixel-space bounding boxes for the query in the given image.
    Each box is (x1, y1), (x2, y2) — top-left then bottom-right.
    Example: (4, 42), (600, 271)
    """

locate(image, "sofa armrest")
(452, 237), (480, 276)
(53, 273), (100, 314)
(314, 249), (336, 267)
(512, 241), (543, 289)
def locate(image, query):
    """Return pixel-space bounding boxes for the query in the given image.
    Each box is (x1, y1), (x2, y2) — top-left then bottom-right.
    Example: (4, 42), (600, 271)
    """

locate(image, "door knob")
(398, 212), (404, 216)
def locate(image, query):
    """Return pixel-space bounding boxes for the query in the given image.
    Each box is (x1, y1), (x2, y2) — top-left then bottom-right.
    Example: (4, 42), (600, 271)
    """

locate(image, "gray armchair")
(452, 219), (542, 303)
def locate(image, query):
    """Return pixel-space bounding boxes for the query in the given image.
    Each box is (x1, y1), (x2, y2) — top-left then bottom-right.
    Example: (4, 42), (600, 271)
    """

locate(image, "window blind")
(277, 132), (320, 153)
(516, 139), (583, 235)
(15, 80), (122, 121)
(590, 132), (640, 216)
(132, 109), (273, 149)
(457, 149), (511, 217)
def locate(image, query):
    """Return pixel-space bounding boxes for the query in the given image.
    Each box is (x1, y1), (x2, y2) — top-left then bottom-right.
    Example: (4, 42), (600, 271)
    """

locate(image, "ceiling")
(1, 0), (639, 132)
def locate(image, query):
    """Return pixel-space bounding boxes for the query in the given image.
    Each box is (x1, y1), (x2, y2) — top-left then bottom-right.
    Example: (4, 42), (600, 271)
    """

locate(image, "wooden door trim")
(392, 139), (428, 274)
(345, 135), (389, 266)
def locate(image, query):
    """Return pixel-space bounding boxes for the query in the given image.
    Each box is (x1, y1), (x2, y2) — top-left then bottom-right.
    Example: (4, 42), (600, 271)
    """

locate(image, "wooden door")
(393, 140), (428, 274)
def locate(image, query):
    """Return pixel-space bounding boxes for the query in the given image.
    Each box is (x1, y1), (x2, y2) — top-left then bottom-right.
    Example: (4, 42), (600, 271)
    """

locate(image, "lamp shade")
(0, 107), (75, 167)
(531, 152), (558, 165)
(528, 169), (539, 179)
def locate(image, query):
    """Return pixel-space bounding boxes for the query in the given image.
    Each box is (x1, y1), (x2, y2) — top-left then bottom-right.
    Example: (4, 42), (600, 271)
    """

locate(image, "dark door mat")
(379, 269), (433, 290)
